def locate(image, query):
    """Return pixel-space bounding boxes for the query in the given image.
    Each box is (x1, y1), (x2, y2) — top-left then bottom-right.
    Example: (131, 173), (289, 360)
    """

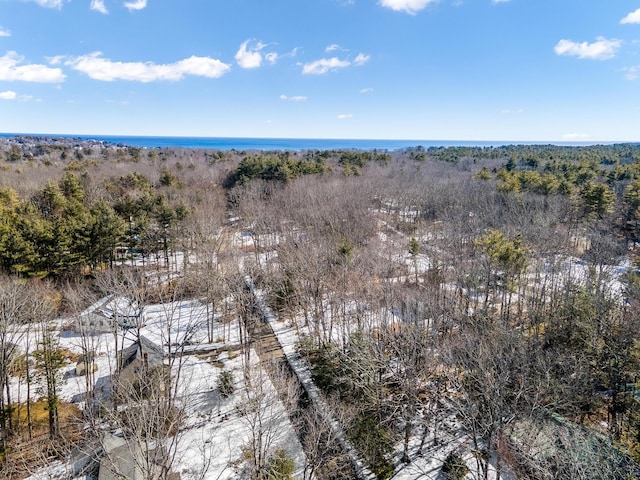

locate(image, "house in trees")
(116, 335), (166, 396)
(74, 295), (144, 334)
(90, 336), (165, 408)
(119, 335), (163, 369)
(75, 302), (112, 334)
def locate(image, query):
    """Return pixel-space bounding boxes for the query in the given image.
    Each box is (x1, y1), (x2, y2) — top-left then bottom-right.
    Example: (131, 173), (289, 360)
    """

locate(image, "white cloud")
(280, 94), (307, 102)
(302, 52), (368, 75)
(501, 108), (523, 114)
(302, 57), (351, 75)
(337, 113), (353, 119)
(30, 0), (65, 8)
(0, 27), (11, 37)
(65, 52), (230, 82)
(621, 8), (640, 24)
(353, 53), (370, 66)
(359, 87), (373, 93)
(90, 0), (108, 14)
(0, 51), (65, 82)
(0, 91), (16, 100)
(326, 44), (346, 52)
(554, 37), (621, 60)
(235, 39), (272, 69)
(492, 0), (510, 3)
(124, 0), (147, 11)
(379, 0), (437, 15)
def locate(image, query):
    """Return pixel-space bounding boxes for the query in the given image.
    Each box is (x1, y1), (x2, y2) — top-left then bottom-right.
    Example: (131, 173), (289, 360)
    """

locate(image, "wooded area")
(2, 137), (640, 479)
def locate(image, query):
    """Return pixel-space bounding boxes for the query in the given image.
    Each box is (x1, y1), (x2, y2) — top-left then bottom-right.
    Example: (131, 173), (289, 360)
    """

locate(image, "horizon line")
(1, 132), (638, 146)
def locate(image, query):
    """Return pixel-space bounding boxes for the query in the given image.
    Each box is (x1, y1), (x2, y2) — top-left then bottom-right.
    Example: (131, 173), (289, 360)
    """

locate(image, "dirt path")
(245, 276), (377, 480)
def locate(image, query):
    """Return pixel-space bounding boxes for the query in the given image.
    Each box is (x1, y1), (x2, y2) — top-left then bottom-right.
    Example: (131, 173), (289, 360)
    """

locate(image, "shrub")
(348, 415), (394, 480)
(217, 369), (235, 398)
(442, 451), (468, 480)
(266, 449), (295, 480)
(296, 339), (340, 394)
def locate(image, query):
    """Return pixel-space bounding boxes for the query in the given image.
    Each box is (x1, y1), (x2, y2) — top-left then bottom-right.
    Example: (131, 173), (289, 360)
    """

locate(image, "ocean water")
(0, 133), (605, 151)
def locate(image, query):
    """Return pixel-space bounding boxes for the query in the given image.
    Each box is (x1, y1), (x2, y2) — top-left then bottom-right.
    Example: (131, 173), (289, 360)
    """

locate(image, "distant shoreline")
(0, 133), (629, 151)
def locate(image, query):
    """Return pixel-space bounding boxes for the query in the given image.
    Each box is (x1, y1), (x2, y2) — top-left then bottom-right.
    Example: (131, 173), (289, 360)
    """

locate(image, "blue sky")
(0, 0), (639, 141)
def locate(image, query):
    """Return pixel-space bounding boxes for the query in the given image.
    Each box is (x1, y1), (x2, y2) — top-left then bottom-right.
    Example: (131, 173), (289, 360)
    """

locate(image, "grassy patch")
(12, 399), (82, 433)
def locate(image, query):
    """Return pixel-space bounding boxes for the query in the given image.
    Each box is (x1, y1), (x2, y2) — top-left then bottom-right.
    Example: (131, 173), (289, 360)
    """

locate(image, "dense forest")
(2, 137), (640, 479)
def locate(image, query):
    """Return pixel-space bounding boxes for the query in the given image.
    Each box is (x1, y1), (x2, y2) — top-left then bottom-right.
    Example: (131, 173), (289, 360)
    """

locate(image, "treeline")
(224, 150), (393, 186)
(478, 144), (640, 243)
(0, 169), (189, 278)
(426, 143), (640, 165)
(226, 153), (330, 186)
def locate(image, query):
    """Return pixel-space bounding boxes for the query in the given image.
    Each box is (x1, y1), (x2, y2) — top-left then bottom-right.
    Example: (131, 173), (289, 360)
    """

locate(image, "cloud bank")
(65, 52), (230, 81)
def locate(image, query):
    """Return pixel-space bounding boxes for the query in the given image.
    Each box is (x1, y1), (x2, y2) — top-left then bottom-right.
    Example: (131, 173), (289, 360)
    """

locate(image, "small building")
(116, 336), (167, 398)
(119, 335), (164, 370)
(74, 295), (144, 334)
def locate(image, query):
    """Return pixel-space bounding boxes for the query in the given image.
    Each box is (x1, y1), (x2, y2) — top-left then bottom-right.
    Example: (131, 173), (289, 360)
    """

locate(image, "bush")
(296, 338), (341, 394)
(266, 449), (295, 480)
(347, 415), (394, 480)
(217, 369), (235, 398)
(442, 451), (468, 480)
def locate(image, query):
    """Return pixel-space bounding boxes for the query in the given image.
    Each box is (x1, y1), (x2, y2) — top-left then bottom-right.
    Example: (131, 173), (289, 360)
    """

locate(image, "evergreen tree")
(33, 320), (65, 439)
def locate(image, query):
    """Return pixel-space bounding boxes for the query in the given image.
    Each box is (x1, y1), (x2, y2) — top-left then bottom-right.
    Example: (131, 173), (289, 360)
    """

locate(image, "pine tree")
(33, 321), (65, 439)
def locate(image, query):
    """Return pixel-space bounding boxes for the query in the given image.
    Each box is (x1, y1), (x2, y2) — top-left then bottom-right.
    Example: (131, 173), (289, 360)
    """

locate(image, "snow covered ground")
(13, 224), (637, 480)
(16, 295), (305, 480)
